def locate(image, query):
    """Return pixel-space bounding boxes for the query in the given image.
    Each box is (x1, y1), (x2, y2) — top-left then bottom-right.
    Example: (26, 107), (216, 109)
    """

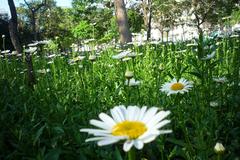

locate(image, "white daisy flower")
(47, 61), (54, 64)
(160, 78), (193, 96)
(112, 50), (132, 60)
(230, 34), (239, 38)
(186, 43), (198, 47)
(68, 56), (85, 64)
(37, 40), (50, 45)
(1, 50), (10, 54)
(201, 52), (216, 60)
(210, 101), (219, 107)
(125, 71), (134, 79)
(46, 54), (56, 59)
(89, 55), (97, 61)
(213, 77), (228, 83)
(214, 142), (225, 154)
(25, 47), (37, 53)
(37, 68), (50, 74)
(125, 78), (141, 86)
(80, 105), (172, 152)
(27, 42), (38, 47)
(122, 57), (132, 62)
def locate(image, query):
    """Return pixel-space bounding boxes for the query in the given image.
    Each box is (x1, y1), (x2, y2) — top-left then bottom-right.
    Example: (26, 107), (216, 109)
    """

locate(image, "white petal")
(158, 130), (172, 134)
(110, 105), (126, 122)
(140, 134), (157, 143)
(126, 106), (137, 120)
(90, 119), (112, 130)
(97, 138), (120, 146)
(138, 106), (147, 121)
(123, 140), (134, 152)
(154, 120), (171, 129)
(99, 113), (116, 126)
(142, 107), (158, 123)
(80, 128), (110, 134)
(146, 111), (171, 127)
(133, 140), (144, 150)
(85, 137), (107, 142)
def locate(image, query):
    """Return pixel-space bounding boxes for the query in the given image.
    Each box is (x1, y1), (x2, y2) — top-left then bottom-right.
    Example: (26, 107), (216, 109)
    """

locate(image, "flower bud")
(125, 70), (134, 79)
(89, 55), (97, 62)
(2, 35), (5, 38)
(214, 142), (225, 154)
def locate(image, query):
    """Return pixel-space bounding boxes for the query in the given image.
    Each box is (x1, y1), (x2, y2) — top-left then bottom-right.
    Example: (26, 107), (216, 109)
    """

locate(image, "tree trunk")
(31, 12), (37, 41)
(8, 0), (36, 89)
(25, 52), (36, 89)
(8, 0), (22, 54)
(142, 0), (148, 27)
(114, 0), (132, 44)
(146, 0), (152, 40)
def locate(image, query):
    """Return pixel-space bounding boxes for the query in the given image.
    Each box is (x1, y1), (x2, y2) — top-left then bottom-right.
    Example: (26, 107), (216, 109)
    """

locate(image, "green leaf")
(33, 124), (46, 146)
(44, 148), (61, 160)
(166, 137), (185, 147)
(188, 71), (202, 79)
(114, 147), (123, 160)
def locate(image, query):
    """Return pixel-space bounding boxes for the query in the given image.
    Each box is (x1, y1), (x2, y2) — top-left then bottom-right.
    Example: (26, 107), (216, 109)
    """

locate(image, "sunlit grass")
(0, 37), (239, 159)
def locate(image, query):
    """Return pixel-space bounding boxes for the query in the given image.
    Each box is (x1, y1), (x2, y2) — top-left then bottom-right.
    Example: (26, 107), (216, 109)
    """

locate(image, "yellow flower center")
(171, 82), (184, 91)
(112, 121), (147, 139)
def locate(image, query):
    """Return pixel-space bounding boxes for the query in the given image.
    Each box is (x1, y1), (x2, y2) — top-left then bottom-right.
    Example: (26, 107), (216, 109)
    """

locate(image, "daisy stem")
(128, 148), (136, 160)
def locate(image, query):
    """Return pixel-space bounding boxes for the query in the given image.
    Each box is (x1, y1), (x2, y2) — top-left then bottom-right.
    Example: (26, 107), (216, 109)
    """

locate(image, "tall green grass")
(0, 36), (239, 159)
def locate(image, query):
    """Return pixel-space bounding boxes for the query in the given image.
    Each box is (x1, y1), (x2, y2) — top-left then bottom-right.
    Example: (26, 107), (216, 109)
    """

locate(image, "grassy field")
(0, 36), (240, 159)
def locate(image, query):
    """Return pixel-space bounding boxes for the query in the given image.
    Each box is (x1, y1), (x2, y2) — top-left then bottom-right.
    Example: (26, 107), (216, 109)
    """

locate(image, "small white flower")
(175, 0), (186, 3)
(37, 68), (50, 74)
(122, 57), (132, 62)
(17, 54), (22, 57)
(1, 50), (10, 54)
(89, 55), (97, 61)
(80, 105), (172, 152)
(27, 42), (38, 47)
(37, 40), (50, 45)
(160, 78), (193, 96)
(210, 101), (219, 107)
(125, 78), (141, 86)
(125, 71), (134, 79)
(213, 77), (228, 83)
(47, 54), (56, 58)
(230, 34), (239, 38)
(186, 43), (198, 47)
(68, 56), (85, 64)
(112, 50), (132, 60)
(214, 142), (225, 154)
(10, 51), (17, 56)
(2, 35), (5, 38)
(201, 52), (216, 60)
(25, 47), (37, 53)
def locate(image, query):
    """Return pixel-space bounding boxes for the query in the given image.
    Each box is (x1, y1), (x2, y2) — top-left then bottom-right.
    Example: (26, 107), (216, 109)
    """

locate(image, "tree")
(142, 0), (153, 40)
(8, 0), (22, 54)
(23, 0), (47, 40)
(114, 0), (132, 44)
(175, 0), (239, 33)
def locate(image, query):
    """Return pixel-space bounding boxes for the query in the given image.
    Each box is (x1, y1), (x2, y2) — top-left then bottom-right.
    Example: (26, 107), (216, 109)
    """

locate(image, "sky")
(0, 0), (72, 15)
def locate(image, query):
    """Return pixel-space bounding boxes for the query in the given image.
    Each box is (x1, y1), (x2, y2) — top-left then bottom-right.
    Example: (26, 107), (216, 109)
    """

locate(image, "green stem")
(128, 148), (135, 160)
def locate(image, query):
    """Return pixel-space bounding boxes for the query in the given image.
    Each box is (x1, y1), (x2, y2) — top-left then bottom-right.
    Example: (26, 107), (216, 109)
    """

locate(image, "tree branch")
(24, 0), (47, 12)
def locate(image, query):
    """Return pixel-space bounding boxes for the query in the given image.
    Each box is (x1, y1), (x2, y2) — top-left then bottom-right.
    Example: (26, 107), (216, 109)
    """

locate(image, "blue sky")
(0, 0), (72, 15)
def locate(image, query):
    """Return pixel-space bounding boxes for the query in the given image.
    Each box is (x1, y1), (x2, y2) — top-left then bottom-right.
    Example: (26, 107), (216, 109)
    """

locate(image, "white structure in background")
(0, 9), (9, 21)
